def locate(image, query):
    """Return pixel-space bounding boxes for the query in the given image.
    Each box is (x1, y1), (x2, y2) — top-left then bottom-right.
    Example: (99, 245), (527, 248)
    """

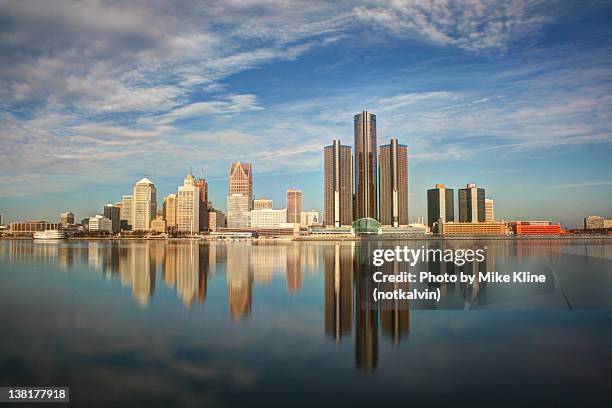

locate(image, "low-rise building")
(250, 208), (287, 229)
(440, 221), (506, 236)
(88, 215), (112, 233)
(509, 221), (561, 235)
(10, 221), (62, 236)
(150, 215), (166, 234)
(300, 210), (320, 227)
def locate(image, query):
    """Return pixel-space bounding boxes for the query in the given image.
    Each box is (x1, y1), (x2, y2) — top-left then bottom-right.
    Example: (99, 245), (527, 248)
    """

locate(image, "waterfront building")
(440, 221), (506, 236)
(227, 193), (250, 228)
(177, 171), (200, 234)
(60, 211), (74, 226)
(286, 188), (302, 224)
(120, 195), (133, 227)
(584, 215), (612, 229)
(379, 138), (408, 226)
(354, 111), (378, 220)
(150, 215), (166, 234)
(300, 210), (320, 227)
(196, 177), (209, 231)
(104, 204), (121, 234)
(324, 140), (353, 226)
(485, 198), (495, 222)
(163, 194), (177, 231)
(253, 198), (273, 210)
(250, 208), (287, 229)
(132, 178), (157, 231)
(229, 162), (253, 209)
(458, 183), (486, 223)
(10, 221), (62, 236)
(89, 215), (112, 233)
(427, 184), (454, 232)
(509, 221), (562, 235)
(208, 210), (226, 232)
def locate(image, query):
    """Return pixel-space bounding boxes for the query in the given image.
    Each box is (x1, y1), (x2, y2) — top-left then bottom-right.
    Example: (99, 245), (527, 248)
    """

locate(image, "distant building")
(227, 193), (250, 228)
(120, 195), (133, 227)
(132, 178), (156, 231)
(195, 177), (209, 231)
(324, 140), (353, 226)
(89, 215), (112, 233)
(286, 189), (302, 224)
(177, 171), (200, 234)
(60, 211), (74, 226)
(458, 183), (485, 223)
(440, 221), (506, 236)
(229, 162), (253, 208)
(509, 221), (561, 235)
(208, 210), (226, 232)
(427, 184), (454, 232)
(150, 215), (166, 234)
(163, 194), (177, 231)
(250, 208), (287, 228)
(103, 204), (121, 234)
(584, 215), (612, 229)
(253, 198), (273, 210)
(354, 111), (377, 220)
(485, 198), (495, 222)
(379, 138), (408, 226)
(300, 210), (320, 227)
(10, 221), (61, 236)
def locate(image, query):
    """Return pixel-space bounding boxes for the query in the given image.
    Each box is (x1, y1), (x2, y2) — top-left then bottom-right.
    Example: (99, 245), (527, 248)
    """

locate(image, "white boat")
(34, 230), (66, 240)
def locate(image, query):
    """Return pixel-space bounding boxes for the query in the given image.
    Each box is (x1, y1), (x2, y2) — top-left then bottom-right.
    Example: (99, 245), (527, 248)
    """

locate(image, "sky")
(0, 0), (611, 228)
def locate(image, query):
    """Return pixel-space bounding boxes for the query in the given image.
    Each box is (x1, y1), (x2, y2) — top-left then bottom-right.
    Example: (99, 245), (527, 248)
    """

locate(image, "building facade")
(103, 204), (121, 234)
(10, 221), (61, 236)
(509, 221), (561, 235)
(163, 194), (177, 230)
(253, 198), (273, 210)
(324, 140), (353, 226)
(150, 215), (166, 234)
(250, 209), (287, 228)
(60, 211), (74, 226)
(227, 193), (250, 228)
(89, 215), (112, 233)
(485, 198), (495, 222)
(427, 184), (454, 231)
(286, 189), (303, 224)
(132, 178), (156, 231)
(440, 222), (505, 236)
(379, 138), (408, 226)
(354, 111), (377, 220)
(300, 210), (320, 227)
(229, 162), (253, 209)
(177, 171), (200, 234)
(458, 183), (485, 223)
(120, 195), (133, 228)
(196, 177), (209, 232)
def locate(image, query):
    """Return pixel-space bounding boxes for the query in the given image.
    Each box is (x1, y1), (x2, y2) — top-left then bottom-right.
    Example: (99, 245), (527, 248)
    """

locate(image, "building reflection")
(324, 244), (353, 342)
(227, 242), (253, 320)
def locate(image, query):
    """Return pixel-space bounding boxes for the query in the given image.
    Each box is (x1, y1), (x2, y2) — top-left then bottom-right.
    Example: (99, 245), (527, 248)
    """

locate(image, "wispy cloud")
(552, 181), (612, 189)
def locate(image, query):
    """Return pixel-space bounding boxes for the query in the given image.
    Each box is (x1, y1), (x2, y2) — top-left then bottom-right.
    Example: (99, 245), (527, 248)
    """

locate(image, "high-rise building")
(354, 110), (377, 220)
(195, 177), (209, 232)
(379, 138), (408, 227)
(229, 162), (252, 209)
(208, 210), (226, 232)
(60, 211), (74, 226)
(485, 198), (495, 222)
(227, 193), (250, 228)
(163, 194), (177, 230)
(103, 204), (121, 234)
(324, 140), (353, 227)
(427, 184), (454, 231)
(120, 195), (133, 227)
(286, 188), (302, 224)
(458, 183), (485, 223)
(132, 178), (157, 231)
(177, 171), (200, 234)
(253, 198), (273, 210)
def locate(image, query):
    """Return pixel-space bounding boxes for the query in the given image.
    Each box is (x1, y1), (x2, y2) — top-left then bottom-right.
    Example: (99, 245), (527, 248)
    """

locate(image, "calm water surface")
(1, 239), (611, 407)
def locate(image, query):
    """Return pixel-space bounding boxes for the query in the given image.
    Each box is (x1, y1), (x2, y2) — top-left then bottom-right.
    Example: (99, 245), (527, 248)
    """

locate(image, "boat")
(34, 230), (67, 240)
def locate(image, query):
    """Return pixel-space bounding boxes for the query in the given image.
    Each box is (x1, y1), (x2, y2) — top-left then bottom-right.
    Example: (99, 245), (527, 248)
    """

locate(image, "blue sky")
(0, 0), (611, 228)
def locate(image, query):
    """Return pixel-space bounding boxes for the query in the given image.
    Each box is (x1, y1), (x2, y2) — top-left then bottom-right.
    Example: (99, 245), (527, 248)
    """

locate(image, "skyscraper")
(379, 138), (408, 226)
(354, 110), (377, 220)
(458, 183), (486, 223)
(121, 195), (133, 228)
(132, 178), (156, 231)
(163, 194), (177, 231)
(227, 194), (250, 228)
(229, 162), (253, 209)
(324, 140), (353, 227)
(286, 188), (302, 224)
(485, 198), (495, 222)
(427, 184), (454, 231)
(177, 171), (200, 234)
(195, 177), (209, 231)
(103, 204), (120, 234)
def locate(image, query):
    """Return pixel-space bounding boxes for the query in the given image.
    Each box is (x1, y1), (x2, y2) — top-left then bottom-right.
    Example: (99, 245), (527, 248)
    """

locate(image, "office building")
(163, 194), (177, 230)
(229, 162), (253, 209)
(427, 184), (454, 232)
(440, 221), (505, 236)
(60, 211), (74, 226)
(195, 177), (209, 232)
(120, 195), (133, 227)
(379, 138), (408, 226)
(584, 215), (612, 229)
(509, 221), (561, 235)
(250, 208), (287, 228)
(150, 215), (166, 234)
(132, 178), (156, 231)
(300, 210), (320, 227)
(227, 193), (250, 228)
(103, 204), (121, 234)
(10, 221), (61, 236)
(254, 198), (273, 210)
(458, 183), (485, 223)
(286, 188), (302, 224)
(177, 171), (200, 234)
(485, 198), (495, 222)
(354, 110), (377, 220)
(324, 140), (353, 226)
(208, 210), (226, 232)
(89, 215), (112, 233)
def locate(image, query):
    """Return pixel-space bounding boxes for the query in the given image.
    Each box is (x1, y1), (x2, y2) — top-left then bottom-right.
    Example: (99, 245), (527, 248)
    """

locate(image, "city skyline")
(0, 1), (611, 227)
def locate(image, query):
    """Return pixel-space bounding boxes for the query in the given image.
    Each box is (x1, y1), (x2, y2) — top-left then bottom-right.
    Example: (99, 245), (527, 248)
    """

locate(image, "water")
(1, 239), (611, 407)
